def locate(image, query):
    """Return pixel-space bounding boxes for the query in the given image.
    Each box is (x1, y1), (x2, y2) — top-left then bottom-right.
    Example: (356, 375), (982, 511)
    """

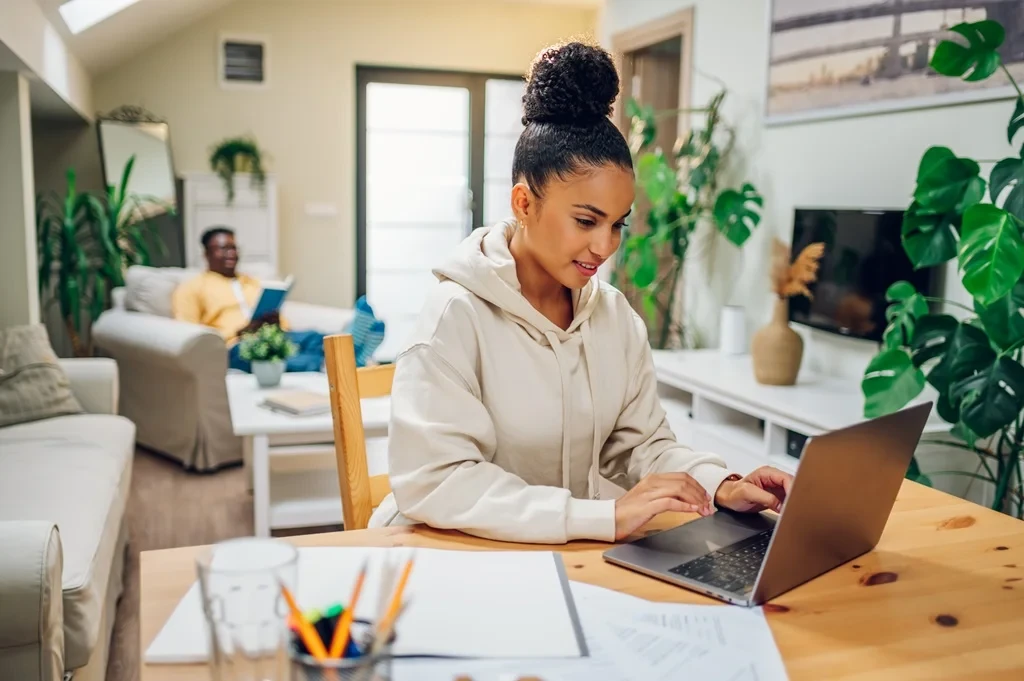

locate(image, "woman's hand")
(714, 466), (793, 513)
(614, 473), (713, 540)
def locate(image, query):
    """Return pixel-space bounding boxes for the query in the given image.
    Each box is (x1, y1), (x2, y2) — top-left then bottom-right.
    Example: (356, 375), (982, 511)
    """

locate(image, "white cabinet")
(182, 172), (279, 279)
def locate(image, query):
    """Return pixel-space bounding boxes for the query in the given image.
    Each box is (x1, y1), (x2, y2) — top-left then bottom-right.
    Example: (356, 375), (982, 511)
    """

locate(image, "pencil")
(376, 553), (415, 640)
(328, 559), (369, 657)
(280, 583), (329, 661)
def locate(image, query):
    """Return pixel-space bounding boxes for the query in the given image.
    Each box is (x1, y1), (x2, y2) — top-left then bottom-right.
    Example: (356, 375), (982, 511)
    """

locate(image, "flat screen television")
(788, 208), (938, 343)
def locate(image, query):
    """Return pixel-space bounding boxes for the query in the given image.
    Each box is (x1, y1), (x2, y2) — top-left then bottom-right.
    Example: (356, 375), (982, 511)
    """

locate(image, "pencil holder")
(289, 645), (393, 681)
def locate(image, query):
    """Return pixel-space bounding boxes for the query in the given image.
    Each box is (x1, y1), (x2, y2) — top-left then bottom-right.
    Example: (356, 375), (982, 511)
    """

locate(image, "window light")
(58, 0), (143, 34)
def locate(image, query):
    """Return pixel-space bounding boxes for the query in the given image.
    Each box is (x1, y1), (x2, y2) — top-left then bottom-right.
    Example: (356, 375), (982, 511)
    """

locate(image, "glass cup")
(197, 537), (299, 681)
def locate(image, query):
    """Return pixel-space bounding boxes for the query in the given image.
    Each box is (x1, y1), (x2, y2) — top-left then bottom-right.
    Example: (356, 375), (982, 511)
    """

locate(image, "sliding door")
(356, 67), (524, 360)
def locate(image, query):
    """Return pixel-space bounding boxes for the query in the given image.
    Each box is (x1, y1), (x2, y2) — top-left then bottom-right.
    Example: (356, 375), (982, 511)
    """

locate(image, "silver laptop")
(603, 403), (932, 606)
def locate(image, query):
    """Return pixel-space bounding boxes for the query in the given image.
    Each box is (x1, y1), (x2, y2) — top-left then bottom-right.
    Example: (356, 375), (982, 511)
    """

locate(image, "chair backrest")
(324, 334), (395, 531)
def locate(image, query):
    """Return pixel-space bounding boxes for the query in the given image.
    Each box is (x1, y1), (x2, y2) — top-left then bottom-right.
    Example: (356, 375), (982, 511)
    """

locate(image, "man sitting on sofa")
(171, 226), (327, 372)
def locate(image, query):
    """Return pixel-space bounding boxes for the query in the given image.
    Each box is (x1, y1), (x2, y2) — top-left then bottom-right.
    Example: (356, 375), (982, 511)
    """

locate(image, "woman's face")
(512, 163), (635, 289)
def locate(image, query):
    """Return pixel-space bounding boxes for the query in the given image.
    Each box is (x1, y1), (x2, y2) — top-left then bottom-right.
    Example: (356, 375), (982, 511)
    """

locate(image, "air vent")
(219, 36), (266, 87)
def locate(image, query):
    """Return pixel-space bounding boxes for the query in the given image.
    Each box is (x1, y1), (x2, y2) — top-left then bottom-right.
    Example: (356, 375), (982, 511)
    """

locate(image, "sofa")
(0, 358), (134, 681)
(91, 265), (353, 471)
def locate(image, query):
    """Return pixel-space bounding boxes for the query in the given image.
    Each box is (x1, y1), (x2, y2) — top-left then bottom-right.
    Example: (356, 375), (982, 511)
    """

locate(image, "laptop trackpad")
(637, 510), (776, 561)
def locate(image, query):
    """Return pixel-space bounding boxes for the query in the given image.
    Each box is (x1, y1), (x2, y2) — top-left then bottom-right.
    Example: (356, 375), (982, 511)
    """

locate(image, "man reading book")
(172, 226), (325, 372)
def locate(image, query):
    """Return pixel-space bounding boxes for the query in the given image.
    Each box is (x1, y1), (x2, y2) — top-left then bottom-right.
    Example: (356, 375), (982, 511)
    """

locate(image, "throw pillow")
(0, 324), (84, 428)
(124, 265), (197, 318)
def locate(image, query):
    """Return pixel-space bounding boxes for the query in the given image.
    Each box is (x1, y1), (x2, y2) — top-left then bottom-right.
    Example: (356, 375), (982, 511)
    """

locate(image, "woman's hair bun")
(522, 41), (619, 126)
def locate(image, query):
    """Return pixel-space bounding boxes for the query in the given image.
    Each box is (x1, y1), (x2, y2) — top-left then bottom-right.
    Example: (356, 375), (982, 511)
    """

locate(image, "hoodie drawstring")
(580, 321), (602, 500)
(544, 331), (573, 490)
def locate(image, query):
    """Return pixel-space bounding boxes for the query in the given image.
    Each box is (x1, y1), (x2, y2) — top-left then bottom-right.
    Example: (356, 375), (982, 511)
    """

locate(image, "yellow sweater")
(171, 271), (285, 343)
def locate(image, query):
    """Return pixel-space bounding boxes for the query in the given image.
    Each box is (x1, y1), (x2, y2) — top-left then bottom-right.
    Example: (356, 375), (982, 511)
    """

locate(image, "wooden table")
(141, 482), (1024, 680)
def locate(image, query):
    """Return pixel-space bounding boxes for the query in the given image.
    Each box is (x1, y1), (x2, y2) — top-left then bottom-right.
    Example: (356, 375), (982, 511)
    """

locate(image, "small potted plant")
(751, 239), (825, 385)
(239, 324), (296, 388)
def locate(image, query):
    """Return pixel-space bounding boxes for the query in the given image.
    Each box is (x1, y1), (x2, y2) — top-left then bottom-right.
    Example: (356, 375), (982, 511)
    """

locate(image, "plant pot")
(751, 298), (803, 386)
(252, 360), (286, 388)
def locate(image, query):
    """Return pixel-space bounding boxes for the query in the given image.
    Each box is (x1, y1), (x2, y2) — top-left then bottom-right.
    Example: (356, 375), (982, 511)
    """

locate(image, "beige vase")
(751, 297), (803, 386)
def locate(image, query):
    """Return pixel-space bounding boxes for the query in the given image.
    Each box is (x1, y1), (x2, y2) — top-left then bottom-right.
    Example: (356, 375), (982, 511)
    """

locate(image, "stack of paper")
(146, 547), (586, 663)
(391, 581), (789, 681)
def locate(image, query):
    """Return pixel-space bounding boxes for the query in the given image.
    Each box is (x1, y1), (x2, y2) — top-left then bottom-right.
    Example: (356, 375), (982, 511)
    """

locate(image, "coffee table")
(225, 372), (390, 536)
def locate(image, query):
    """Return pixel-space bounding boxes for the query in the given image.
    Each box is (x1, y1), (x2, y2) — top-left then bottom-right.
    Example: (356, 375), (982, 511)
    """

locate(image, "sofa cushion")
(0, 324), (83, 428)
(0, 414), (134, 669)
(124, 265), (198, 318)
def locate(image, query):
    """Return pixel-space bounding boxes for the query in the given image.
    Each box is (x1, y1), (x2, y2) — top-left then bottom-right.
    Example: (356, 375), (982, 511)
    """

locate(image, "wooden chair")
(324, 334), (394, 531)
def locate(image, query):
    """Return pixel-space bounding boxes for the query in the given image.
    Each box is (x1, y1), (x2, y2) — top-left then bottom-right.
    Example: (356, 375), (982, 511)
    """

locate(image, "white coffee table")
(225, 372), (390, 536)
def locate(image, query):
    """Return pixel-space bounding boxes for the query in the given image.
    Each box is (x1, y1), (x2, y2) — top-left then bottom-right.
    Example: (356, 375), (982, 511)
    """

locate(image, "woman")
(369, 41), (792, 543)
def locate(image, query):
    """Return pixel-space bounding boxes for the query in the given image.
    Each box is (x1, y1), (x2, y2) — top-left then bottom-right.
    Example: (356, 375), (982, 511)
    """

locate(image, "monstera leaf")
(712, 183), (762, 246)
(636, 152), (677, 208)
(951, 356), (1024, 437)
(913, 146), (985, 213)
(991, 156), (1024, 221)
(924, 321), (995, 394)
(1010, 97), (1024, 146)
(882, 281), (929, 349)
(958, 204), (1024, 306)
(908, 313), (958, 366)
(930, 20), (1004, 82)
(976, 280), (1024, 350)
(862, 349), (926, 418)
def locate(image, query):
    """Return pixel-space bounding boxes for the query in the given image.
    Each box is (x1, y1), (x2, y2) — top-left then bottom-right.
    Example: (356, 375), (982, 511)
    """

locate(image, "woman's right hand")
(614, 473), (712, 540)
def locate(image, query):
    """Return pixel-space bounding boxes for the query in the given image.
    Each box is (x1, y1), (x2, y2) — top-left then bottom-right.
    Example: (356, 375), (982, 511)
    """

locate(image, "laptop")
(603, 403), (932, 606)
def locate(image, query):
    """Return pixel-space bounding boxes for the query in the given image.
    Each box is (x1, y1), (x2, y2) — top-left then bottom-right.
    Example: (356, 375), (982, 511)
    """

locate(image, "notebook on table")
(145, 547), (587, 663)
(260, 390), (331, 416)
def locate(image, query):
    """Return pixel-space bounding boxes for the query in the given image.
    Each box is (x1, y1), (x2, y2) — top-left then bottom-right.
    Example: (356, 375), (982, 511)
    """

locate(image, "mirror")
(97, 106), (184, 266)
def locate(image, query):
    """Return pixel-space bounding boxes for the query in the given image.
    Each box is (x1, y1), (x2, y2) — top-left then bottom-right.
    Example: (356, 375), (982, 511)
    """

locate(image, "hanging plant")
(209, 135), (267, 204)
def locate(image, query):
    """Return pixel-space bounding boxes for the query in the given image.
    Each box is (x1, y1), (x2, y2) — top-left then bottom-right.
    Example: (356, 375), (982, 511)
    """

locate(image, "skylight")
(59, 0), (143, 34)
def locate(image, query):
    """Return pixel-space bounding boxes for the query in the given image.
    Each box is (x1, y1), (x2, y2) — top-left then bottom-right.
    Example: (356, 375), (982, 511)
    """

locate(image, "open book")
(250, 275), (294, 320)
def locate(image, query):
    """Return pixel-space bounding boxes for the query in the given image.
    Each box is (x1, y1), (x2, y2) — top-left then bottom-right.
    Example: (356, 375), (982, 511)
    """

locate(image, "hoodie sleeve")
(387, 342), (616, 544)
(599, 316), (733, 497)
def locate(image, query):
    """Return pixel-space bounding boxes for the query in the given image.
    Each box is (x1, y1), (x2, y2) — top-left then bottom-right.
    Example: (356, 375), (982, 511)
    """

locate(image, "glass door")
(356, 68), (524, 360)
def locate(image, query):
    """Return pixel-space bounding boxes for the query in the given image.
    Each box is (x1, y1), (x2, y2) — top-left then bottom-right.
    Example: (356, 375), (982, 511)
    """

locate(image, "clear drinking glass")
(196, 537), (299, 681)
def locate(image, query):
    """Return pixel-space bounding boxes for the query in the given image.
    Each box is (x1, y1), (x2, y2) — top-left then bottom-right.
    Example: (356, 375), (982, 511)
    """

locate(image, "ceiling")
(0, 39), (80, 119)
(37, 0), (603, 77)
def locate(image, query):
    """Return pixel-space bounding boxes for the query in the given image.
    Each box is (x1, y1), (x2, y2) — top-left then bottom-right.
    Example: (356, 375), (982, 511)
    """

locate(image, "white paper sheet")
(146, 547), (584, 663)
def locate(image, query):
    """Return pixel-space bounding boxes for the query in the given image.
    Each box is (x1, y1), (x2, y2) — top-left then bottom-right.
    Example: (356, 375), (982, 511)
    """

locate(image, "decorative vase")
(252, 360), (285, 388)
(751, 297), (803, 386)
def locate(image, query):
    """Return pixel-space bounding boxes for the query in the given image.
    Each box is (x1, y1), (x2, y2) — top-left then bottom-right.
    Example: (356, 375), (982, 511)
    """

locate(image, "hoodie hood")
(433, 220), (601, 344)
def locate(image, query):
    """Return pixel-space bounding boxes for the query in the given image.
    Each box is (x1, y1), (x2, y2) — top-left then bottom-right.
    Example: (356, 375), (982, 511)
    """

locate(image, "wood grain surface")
(140, 481), (1024, 681)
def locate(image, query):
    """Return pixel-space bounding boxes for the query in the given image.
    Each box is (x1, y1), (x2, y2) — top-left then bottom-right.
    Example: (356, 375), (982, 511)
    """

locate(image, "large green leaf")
(1010, 97), (1024, 146)
(930, 20), (1004, 82)
(908, 313), (957, 366)
(990, 156), (1024, 220)
(636, 152), (677, 208)
(951, 356), (1024, 437)
(925, 321), (995, 393)
(975, 279), (1024, 350)
(881, 281), (929, 349)
(958, 204), (1024, 306)
(913, 147), (983, 213)
(902, 199), (973, 269)
(626, 237), (658, 288)
(862, 349), (926, 418)
(712, 183), (762, 246)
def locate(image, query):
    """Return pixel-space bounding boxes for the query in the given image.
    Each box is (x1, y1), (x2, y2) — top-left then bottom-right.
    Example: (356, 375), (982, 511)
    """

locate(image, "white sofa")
(0, 359), (134, 681)
(92, 266), (353, 471)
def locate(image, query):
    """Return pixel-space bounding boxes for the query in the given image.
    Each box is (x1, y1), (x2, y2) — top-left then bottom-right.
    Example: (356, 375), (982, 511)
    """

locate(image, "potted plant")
(209, 135), (267, 204)
(861, 19), (1024, 517)
(239, 324), (296, 388)
(751, 239), (825, 385)
(616, 90), (763, 349)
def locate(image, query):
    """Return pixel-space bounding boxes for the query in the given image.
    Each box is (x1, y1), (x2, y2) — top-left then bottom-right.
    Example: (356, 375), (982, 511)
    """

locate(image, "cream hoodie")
(368, 221), (732, 543)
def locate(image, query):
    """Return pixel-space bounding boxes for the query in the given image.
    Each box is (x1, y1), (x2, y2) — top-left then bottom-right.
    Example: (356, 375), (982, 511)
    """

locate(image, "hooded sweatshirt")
(368, 221), (732, 543)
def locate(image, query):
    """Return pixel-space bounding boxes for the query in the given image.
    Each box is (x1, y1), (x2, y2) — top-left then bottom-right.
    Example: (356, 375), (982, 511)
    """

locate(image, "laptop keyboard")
(667, 530), (773, 595)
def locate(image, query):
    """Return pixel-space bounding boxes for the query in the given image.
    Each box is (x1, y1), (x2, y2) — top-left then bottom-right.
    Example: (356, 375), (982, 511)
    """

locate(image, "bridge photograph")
(767, 0), (1024, 123)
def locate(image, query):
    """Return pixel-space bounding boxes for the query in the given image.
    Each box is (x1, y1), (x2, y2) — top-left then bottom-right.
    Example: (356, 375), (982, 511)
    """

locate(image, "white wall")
(0, 73), (40, 328)
(0, 0), (93, 119)
(603, 0), (1012, 379)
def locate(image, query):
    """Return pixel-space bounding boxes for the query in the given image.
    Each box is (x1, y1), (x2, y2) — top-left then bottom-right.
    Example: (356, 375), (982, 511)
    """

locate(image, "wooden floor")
(105, 448), (340, 681)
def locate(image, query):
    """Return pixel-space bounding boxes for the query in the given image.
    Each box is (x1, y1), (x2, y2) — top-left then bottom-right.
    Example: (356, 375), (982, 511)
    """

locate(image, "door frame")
(354, 65), (522, 299)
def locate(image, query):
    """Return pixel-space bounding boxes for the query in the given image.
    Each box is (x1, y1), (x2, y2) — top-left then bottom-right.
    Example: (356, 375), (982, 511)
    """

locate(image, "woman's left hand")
(714, 466), (793, 513)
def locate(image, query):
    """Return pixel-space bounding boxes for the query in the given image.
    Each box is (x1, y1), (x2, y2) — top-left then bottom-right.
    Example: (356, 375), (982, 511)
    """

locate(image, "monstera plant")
(616, 91), (762, 349)
(861, 20), (1024, 517)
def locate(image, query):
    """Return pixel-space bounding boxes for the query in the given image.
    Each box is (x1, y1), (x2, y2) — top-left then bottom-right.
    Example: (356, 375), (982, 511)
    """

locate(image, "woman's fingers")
(739, 484), (783, 512)
(639, 481), (712, 516)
